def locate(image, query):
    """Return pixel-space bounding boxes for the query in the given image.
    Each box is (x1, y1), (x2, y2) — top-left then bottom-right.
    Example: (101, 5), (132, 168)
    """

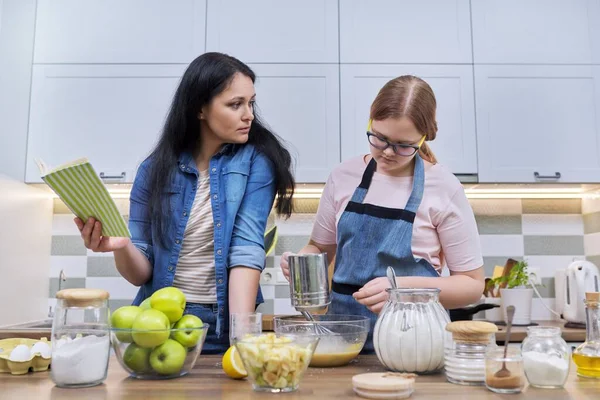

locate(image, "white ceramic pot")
(500, 288), (533, 325)
(484, 297), (503, 322)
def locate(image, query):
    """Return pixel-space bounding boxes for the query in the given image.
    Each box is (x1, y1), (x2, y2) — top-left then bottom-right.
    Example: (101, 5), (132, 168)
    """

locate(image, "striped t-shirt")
(172, 170), (217, 303)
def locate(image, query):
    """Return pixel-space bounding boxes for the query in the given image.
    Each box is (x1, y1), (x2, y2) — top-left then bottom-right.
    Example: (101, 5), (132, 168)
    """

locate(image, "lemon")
(222, 345), (247, 379)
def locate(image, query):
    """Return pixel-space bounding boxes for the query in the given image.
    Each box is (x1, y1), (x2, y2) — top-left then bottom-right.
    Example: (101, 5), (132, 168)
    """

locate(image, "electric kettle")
(563, 260), (600, 324)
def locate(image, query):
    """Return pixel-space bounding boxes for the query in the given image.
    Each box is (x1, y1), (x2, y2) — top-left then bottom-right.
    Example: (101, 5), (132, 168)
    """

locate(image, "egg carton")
(0, 338), (52, 375)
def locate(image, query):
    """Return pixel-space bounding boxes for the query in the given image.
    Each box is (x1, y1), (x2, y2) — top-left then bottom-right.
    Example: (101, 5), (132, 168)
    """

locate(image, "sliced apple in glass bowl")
(110, 310), (208, 380)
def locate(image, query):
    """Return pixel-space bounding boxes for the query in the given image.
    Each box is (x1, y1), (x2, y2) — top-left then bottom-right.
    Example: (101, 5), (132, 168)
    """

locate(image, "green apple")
(131, 309), (170, 348)
(140, 298), (152, 310)
(171, 314), (203, 347)
(150, 287), (186, 323)
(123, 343), (152, 373)
(111, 306), (143, 343)
(149, 339), (187, 375)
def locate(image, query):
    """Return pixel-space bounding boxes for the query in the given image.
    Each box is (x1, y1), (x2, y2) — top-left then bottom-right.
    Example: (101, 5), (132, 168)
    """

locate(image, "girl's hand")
(353, 277), (392, 314)
(280, 252), (294, 281)
(75, 217), (130, 253)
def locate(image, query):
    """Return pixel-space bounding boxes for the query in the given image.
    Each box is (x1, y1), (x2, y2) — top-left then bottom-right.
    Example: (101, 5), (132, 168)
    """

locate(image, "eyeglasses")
(366, 119), (426, 157)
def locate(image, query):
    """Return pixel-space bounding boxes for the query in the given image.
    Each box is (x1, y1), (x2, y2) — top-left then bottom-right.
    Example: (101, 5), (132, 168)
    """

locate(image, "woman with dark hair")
(75, 52), (295, 353)
(281, 75), (484, 353)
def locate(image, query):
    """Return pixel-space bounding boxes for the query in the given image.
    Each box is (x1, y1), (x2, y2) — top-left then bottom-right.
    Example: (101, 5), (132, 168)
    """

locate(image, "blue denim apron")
(327, 155), (439, 353)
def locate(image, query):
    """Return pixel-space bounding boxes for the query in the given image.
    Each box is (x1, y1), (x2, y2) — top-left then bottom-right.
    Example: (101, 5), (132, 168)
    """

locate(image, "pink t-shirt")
(311, 155), (483, 273)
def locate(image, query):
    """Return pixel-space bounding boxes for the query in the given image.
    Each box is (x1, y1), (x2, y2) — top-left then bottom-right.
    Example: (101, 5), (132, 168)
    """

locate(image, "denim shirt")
(128, 144), (275, 336)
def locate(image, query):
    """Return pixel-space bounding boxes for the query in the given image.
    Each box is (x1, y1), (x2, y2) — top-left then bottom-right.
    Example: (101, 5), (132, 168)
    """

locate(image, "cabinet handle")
(99, 172), (126, 180)
(533, 172), (561, 181)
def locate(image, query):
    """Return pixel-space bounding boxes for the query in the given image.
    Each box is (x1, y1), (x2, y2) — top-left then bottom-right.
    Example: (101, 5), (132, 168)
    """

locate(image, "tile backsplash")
(48, 197), (598, 320)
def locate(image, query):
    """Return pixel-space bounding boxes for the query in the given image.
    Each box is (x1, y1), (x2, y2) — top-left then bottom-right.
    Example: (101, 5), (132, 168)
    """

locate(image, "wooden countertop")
(262, 316), (587, 343)
(1, 354), (599, 399)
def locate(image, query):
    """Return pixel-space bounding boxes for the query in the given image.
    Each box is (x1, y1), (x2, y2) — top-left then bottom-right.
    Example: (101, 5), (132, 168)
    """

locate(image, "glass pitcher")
(573, 292), (600, 379)
(373, 288), (451, 374)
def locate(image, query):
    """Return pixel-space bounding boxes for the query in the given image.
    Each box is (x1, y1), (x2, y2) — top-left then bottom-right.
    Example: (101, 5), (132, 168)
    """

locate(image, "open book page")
(35, 157), (91, 177)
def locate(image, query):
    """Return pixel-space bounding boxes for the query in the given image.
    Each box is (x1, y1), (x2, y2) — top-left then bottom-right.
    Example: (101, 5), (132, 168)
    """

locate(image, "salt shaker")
(51, 288), (111, 388)
(521, 326), (570, 388)
(444, 321), (498, 386)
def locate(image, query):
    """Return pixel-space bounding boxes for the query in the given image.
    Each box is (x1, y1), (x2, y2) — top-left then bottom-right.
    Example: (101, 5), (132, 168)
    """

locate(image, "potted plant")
(498, 260), (535, 325)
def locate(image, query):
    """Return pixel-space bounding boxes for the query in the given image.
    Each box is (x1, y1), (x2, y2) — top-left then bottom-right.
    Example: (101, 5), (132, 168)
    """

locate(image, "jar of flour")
(373, 288), (451, 373)
(50, 288), (111, 388)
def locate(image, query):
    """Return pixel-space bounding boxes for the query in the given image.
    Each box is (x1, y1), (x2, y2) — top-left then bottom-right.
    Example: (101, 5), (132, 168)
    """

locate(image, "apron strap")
(349, 155), (425, 214)
(350, 157), (377, 203)
(404, 154), (425, 213)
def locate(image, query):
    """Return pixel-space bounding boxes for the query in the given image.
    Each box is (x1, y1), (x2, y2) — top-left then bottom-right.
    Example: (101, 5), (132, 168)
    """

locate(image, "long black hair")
(146, 52), (295, 246)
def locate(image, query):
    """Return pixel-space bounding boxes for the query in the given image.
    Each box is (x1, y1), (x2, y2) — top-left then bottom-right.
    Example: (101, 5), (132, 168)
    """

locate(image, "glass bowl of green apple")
(110, 287), (208, 379)
(234, 332), (319, 393)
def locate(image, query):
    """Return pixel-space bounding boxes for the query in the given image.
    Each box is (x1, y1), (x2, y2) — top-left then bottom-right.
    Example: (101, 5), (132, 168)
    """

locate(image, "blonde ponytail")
(418, 141), (437, 164)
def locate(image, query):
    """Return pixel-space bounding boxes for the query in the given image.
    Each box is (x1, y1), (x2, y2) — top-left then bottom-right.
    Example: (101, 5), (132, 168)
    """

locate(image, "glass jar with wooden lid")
(444, 321), (498, 385)
(50, 288), (111, 388)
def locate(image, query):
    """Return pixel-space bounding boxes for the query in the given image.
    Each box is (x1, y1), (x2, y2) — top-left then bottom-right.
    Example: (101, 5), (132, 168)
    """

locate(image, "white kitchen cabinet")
(0, 0), (36, 181)
(249, 64), (340, 182)
(340, 65), (477, 175)
(26, 65), (186, 183)
(339, 0), (472, 64)
(34, 0), (206, 63)
(206, 0), (338, 63)
(472, 0), (600, 64)
(475, 65), (600, 183)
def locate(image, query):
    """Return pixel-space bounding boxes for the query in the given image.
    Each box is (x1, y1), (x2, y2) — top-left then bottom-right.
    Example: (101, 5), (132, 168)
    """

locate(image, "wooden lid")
(586, 292), (600, 302)
(352, 372), (416, 391)
(445, 321), (498, 343)
(56, 288), (109, 307)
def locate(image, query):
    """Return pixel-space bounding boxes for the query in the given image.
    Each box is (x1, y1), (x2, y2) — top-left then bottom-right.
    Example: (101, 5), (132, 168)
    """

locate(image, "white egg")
(9, 345), (32, 362)
(30, 341), (51, 358)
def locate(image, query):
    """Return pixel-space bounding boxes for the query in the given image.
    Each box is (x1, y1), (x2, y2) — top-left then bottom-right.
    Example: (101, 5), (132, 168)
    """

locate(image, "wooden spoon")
(494, 305), (515, 378)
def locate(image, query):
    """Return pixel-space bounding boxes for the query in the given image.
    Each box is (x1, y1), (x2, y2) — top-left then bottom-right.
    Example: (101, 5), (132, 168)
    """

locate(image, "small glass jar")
(444, 321), (498, 386)
(50, 288), (111, 388)
(521, 326), (570, 388)
(485, 347), (525, 394)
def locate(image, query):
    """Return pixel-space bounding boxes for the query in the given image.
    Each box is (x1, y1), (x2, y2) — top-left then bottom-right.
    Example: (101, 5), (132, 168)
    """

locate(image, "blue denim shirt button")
(218, 279), (223, 284)
(183, 211), (187, 217)
(168, 266), (174, 272)
(175, 239), (180, 244)
(216, 222), (221, 228)
(211, 168), (216, 173)
(217, 249), (222, 255)
(213, 194), (218, 200)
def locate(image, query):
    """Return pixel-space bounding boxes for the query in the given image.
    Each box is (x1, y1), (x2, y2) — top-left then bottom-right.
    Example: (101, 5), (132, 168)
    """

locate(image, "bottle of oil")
(572, 292), (600, 379)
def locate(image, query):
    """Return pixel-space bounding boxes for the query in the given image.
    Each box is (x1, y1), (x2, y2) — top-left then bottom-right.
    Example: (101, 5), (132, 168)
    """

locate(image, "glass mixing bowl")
(274, 314), (369, 367)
